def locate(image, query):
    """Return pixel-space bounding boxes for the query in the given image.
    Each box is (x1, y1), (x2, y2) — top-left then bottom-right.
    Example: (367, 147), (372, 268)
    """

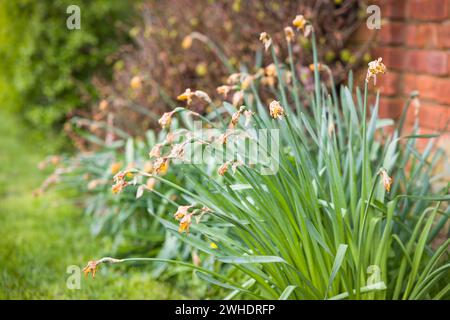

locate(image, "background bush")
(89, 0), (370, 136)
(0, 0), (136, 130)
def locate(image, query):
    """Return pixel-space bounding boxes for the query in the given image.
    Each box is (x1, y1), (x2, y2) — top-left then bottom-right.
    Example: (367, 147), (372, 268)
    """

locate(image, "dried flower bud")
(130, 76), (143, 90)
(379, 168), (393, 193)
(217, 85), (232, 98)
(181, 35), (193, 49)
(194, 90), (212, 104)
(158, 111), (175, 129)
(177, 88), (194, 105)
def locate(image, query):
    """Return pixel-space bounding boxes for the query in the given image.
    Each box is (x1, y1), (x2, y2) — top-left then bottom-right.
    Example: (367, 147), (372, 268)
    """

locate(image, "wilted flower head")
(227, 73), (241, 85)
(379, 168), (393, 193)
(83, 260), (99, 278)
(366, 57), (387, 85)
(169, 143), (185, 160)
(292, 15), (312, 36)
(218, 162), (229, 176)
(112, 171), (129, 194)
(130, 76), (143, 90)
(158, 111), (175, 129)
(194, 90), (212, 104)
(174, 205), (193, 220)
(178, 213), (193, 233)
(269, 100), (285, 119)
(143, 161), (154, 174)
(259, 32), (272, 51)
(217, 85), (232, 98)
(154, 157), (169, 175)
(229, 106), (245, 128)
(177, 88), (194, 105)
(149, 143), (163, 158)
(284, 26), (295, 42)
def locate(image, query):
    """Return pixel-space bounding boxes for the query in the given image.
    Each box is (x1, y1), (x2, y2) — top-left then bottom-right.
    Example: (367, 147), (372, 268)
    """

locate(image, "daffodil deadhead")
(218, 162), (229, 176)
(177, 88), (194, 105)
(284, 26), (295, 43)
(181, 35), (193, 49)
(259, 32), (272, 51)
(269, 100), (285, 119)
(110, 162), (122, 175)
(379, 168), (393, 193)
(158, 111), (175, 129)
(292, 14), (312, 37)
(154, 157), (169, 175)
(178, 213), (193, 233)
(366, 57), (387, 85)
(83, 260), (99, 278)
(174, 205), (193, 220)
(217, 85), (232, 98)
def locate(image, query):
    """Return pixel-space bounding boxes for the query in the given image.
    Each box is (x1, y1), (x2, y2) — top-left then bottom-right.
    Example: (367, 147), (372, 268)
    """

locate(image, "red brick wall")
(355, 0), (450, 153)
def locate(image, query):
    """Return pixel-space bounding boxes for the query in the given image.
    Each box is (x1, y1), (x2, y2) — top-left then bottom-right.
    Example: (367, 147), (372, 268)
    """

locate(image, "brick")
(372, 47), (405, 70)
(407, 0), (449, 21)
(379, 97), (404, 119)
(352, 23), (376, 44)
(405, 24), (438, 48)
(378, 72), (400, 96)
(379, 22), (406, 45)
(405, 50), (448, 75)
(437, 24), (450, 49)
(406, 103), (450, 130)
(403, 74), (450, 105)
(374, 0), (406, 19)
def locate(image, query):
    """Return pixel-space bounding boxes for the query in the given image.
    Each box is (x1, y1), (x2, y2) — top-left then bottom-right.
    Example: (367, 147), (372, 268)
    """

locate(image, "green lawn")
(0, 111), (184, 299)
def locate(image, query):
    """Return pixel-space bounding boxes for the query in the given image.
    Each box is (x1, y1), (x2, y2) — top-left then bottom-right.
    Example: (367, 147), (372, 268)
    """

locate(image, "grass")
(0, 110), (185, 299)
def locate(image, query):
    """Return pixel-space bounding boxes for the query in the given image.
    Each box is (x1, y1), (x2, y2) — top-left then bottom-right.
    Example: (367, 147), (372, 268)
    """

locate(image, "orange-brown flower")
(83, 260), (99, 278)
(227, 73), (241, 85)
(174, 205), (193, 220)
(158, 111), (175, 129)
(269, 100), (285, 119)
(217, 85), (232, 98)
(178, 213), (193, 233)
(379, 168), (393, 193)
(154, 157), (169, 175)
(99, 99), (109, 111)
(177, 88), (194, 105)
(218, 162), (229, 176)
(181, 35), (193, 49)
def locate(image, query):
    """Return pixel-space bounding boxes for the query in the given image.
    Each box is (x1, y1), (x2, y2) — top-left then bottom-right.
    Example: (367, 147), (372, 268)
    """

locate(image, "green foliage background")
(0, 0), (135, 130)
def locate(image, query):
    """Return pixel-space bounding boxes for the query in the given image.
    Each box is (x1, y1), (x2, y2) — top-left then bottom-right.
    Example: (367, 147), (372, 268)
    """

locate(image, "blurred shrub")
(90, 0), (370, 135)
(0, 0), (136, 130)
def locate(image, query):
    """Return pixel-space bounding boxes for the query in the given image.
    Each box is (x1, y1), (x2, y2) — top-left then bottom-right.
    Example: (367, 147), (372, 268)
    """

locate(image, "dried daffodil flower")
(112, 171), (129, 194)
(259, 32), (272, 51)
(169, 143), (185, 160)
(227, 73), (241, 85)
(217, 85), (232, 98)
(83, 260), (100, 278)
(292, 14), (312, 37)
(269, 100), (285, 119)
(154, 157), (169, 175)
(143, 161), (154, 174)
(149, 143), (163, 158)
(181, 35), (193, 49)
(194, 90), (212, 104)
(130, 76), (143, 90)
(177, 88), (195, 105)
(284, 26), (295, 43)
(178, 213), (193, 233)
(366, 57), (387, 85)
(174, 205), (193, 220)
(229, 106), (246, 128)
(379, 168), (393, 193)
(218, 162), (229, 176)
(158, 111), (175, 129)
(82, 257), (122, 279)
